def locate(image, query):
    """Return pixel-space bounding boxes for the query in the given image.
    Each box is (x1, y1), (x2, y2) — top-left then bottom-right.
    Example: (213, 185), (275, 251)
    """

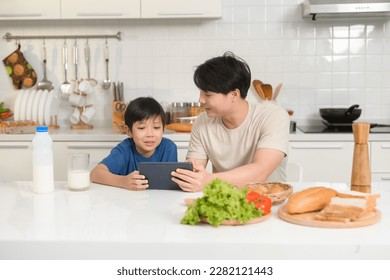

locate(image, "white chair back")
(286, 162), (303, 182)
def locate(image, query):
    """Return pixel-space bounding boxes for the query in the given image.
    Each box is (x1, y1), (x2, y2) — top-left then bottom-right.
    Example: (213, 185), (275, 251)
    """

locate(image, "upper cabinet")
(0, 0), (221, 20)
(141, 0), (222, 18)
(0, 0), (61, 20)
(61, 0), (141, 19)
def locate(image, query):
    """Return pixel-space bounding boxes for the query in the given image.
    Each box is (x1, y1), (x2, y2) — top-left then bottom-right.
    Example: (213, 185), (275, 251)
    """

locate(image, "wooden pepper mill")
(351, 122), (371, 193)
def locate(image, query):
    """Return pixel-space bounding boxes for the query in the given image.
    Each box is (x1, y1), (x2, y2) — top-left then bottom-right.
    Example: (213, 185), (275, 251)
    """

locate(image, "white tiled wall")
(1, 0), (390, 128)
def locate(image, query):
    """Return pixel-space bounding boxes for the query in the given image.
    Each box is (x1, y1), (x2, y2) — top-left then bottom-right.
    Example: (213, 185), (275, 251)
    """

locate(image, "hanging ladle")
(100, 40), (111, 91)
(36, 40), (54, 91)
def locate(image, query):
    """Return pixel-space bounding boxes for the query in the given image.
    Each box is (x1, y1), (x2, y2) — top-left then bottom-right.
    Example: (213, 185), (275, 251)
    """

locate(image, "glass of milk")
(68, 153), (90, 191)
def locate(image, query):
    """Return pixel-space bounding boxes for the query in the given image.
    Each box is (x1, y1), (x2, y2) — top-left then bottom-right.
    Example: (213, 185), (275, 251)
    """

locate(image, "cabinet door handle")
(381, 145), (390, 149)
(0, 145), (30, 149)
(0, 13), (43, 18)
(380, 176), (390, 181)
(76, 13), (123, 17)
(68, 145), (116, 149)
(176, 144), (189, 149)
(290, 145), (343, 150)
(157, 12), (204, 16)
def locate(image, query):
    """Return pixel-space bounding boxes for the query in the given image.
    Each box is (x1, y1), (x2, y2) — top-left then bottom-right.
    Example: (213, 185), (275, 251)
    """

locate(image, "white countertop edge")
(0, 181), (389, 260)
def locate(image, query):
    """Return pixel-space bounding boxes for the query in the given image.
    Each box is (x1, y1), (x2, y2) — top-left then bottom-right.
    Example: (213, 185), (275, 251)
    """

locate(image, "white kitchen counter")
(0, 181), (389, 260)
(1, 125), (389, 142)
(0, 127), (191, 142)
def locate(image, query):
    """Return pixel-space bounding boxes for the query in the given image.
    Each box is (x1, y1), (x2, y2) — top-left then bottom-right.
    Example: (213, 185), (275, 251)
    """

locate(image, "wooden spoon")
(261, 84), (273, 100)
(252, 80), (266, 100)
(273, 83), (283, 100)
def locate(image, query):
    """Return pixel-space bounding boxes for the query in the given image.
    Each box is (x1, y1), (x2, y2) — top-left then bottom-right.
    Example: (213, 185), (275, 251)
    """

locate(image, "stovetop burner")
(297, 124), (352, 133)
(298, 121), (390, 133)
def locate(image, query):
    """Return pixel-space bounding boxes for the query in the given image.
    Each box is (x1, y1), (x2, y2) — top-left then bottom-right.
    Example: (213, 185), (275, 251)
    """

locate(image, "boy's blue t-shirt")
(101, 137), (178, 175)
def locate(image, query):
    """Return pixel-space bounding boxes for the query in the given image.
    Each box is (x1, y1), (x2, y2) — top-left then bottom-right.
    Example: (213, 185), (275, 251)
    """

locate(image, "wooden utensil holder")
(351, 122), (371, 193)
(112, 101), (126, 133)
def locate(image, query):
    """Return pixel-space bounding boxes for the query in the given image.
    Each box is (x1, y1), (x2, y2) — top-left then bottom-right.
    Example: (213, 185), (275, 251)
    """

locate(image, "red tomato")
(0, 111), (13, 119)
(246, 191), (261, 203)
(246, 191), (272, 215)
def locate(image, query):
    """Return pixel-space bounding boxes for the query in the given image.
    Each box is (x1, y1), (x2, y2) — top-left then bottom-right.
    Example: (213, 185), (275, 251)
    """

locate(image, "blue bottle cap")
(36, 126), (48, 132)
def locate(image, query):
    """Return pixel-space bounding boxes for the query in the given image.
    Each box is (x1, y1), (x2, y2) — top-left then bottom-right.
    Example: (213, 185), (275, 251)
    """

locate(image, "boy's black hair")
(193, 51), (251, 98)
(124, 97), (165, 131)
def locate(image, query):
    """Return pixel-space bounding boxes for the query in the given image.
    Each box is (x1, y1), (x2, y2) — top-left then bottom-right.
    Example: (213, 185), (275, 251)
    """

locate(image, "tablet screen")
(138, 162), (193, 190)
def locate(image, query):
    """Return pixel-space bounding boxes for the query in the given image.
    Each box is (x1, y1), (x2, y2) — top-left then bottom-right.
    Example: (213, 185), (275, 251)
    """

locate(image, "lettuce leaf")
(181, 178), (263, 227)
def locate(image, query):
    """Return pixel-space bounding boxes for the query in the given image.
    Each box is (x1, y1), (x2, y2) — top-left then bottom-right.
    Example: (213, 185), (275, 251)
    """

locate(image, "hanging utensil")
(36, 41), (54, 91)
(59, 41), (71, 98)
(70, 40), (79, 93)
(101, 41), (111, 90)
(112, 82), (117, 101)
(252, 80), (266, 100)
(273, 83), (283, 101)
(85, 39), (97, 87)
(79, 41), (93, 94)
(120, 82), (124, 101)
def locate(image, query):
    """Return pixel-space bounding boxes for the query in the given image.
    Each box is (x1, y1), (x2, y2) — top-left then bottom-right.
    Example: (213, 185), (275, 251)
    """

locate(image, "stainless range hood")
(302, 0), (390, 20)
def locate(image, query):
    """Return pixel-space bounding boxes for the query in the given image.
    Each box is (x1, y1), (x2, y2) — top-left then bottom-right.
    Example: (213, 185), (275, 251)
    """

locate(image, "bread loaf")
(166, 123), (193, 132)
(285, 187), (337, 214)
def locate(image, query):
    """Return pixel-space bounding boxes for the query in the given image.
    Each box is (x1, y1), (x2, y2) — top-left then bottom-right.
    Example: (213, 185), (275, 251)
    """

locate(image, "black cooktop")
(298, 125), (352, 133)
(298, 122), (390, 133)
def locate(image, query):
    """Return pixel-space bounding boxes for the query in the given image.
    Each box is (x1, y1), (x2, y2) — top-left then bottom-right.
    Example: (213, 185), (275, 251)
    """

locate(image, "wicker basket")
(244, 182), (293, 204)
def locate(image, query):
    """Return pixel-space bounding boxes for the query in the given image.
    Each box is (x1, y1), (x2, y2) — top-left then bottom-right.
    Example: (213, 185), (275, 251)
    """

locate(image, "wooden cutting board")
(278, 205), (381, 228)
(200, 212), (272, 226)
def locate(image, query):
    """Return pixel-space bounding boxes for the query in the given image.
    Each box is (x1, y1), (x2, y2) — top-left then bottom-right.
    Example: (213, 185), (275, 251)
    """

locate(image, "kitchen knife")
(113, 82), (117, 101)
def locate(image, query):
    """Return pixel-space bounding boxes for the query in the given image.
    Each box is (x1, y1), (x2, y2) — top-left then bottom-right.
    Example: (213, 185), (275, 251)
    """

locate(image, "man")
(172, 52), (290, 192)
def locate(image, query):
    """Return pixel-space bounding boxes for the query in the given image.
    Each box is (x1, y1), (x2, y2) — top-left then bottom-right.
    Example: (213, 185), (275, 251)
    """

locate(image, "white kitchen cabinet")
(0, 1), (60, 20)
(0, 142), (32, 180)
(61, 0), (141, 19)
(371, 142), (390, 182)
(175, 141), (188, 162)
(141, 0), (222, 18)
(288, 141), (355, 184)
(0, 0), (221, 20)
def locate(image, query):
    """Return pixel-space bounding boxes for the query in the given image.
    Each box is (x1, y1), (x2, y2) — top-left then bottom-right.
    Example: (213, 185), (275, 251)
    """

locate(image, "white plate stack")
(13, 88), (55, 126)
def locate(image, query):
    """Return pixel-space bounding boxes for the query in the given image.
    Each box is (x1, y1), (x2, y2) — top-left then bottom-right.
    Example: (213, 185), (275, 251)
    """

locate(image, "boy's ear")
(124, 125), (132, 136)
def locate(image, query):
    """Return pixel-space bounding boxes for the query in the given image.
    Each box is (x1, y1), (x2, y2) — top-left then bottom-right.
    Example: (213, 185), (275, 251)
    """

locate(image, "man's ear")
(231, 89), (240, 101)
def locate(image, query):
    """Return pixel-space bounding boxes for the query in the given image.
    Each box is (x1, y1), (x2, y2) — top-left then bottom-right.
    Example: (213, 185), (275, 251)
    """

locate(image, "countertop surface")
(1, 126), (390, 142)
(0, 181), (389, 260)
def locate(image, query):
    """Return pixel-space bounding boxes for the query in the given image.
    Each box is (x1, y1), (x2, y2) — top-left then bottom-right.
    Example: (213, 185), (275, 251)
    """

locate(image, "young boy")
(90, 97), (177, 190)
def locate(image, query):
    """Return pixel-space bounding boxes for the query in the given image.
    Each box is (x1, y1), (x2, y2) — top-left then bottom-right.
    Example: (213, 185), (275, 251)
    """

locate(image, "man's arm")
(172, 148), (285, 192)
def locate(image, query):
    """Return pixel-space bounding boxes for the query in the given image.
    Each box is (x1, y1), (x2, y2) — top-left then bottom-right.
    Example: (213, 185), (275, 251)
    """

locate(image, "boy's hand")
(123, 170), (149, 191)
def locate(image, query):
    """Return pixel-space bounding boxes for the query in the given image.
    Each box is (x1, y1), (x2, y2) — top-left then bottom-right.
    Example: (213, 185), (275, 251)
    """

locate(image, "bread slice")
(314, 196), (375, 222)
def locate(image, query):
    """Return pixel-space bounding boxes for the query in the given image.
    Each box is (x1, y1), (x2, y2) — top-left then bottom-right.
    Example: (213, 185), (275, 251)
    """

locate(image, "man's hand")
(171, 160), (210, 192)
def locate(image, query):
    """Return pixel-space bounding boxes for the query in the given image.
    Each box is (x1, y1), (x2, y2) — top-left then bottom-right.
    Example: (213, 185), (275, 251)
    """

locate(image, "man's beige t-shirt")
(186, 102), (290, 181)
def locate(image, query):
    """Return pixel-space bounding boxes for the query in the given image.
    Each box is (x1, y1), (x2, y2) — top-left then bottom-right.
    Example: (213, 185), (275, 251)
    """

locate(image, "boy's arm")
(90, 163), (148, 190)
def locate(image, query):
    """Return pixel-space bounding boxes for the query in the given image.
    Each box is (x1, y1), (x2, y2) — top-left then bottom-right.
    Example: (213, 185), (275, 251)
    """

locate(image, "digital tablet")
(138, 162), (193, 190)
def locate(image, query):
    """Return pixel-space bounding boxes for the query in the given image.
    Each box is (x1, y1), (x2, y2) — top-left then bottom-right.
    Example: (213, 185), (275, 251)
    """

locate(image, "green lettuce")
(181, 178), (263, 227)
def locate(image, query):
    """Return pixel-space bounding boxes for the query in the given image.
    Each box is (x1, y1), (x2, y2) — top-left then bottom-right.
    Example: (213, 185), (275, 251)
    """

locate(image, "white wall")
(1, 0), (390, 128)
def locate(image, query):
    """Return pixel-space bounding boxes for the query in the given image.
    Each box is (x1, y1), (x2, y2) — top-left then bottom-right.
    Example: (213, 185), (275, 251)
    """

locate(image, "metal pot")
(319, 104), (362, 124)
